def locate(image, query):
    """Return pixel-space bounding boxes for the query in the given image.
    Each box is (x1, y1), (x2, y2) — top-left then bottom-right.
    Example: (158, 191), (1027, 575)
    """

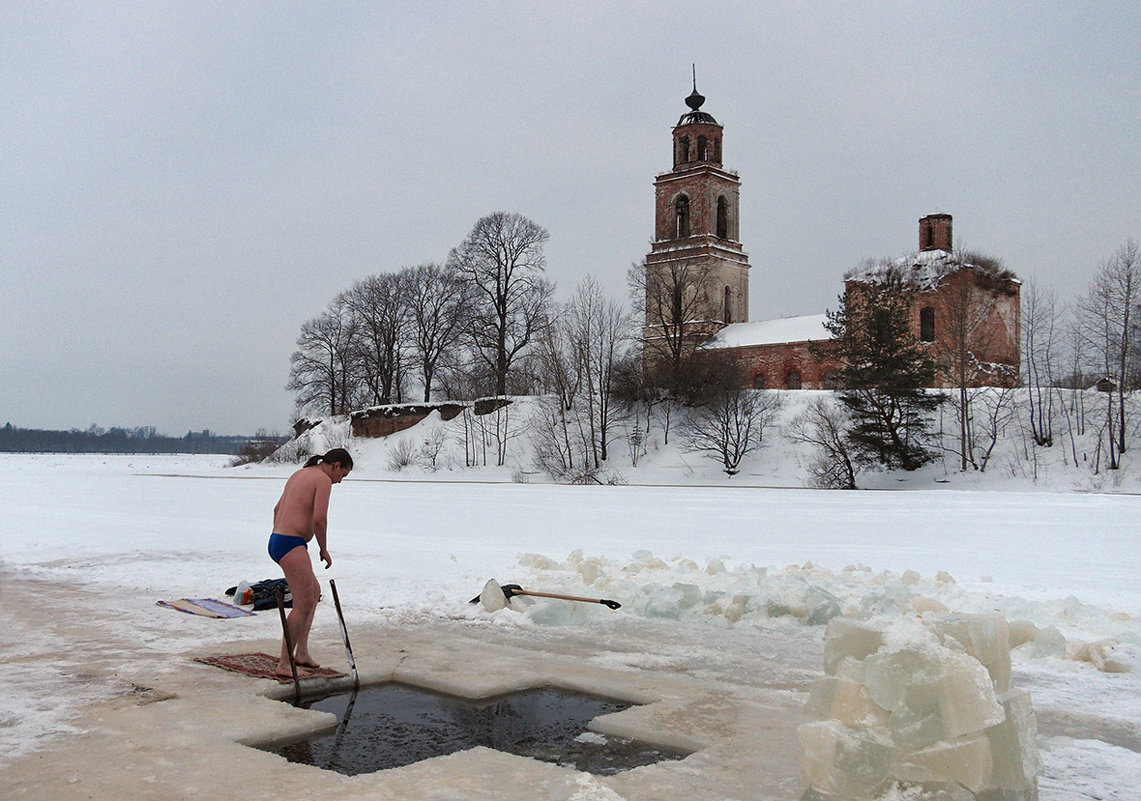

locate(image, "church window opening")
(752, 373), (766, 389)
(823, 371), (840, 390)
(723, 286), (732, 324)
(675, 196), (691, 238)
(786, 371), (802, 390)
(921, 220), (933, 250)
(920, 306), (935, 342)
(697, 135), (708, 161)
(677, 136), (690, 165)
(713, 137), (721, 162)
(717, 196), (728, 239)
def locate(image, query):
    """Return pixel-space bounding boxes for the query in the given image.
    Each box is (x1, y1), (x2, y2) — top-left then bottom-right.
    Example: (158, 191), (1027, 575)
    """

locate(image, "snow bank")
(266, 390), (1141, 495)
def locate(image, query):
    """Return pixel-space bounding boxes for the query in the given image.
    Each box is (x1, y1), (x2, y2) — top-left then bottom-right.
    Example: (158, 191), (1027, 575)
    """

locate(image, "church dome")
(678, 86), (718, 126)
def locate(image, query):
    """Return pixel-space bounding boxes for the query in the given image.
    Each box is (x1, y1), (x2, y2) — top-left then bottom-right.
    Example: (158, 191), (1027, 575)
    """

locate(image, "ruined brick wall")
(722, 341), (842, 390)
(839, 268), (1021, 389)
(913, 270), (1021, 388)
(350, 403), (466, 439)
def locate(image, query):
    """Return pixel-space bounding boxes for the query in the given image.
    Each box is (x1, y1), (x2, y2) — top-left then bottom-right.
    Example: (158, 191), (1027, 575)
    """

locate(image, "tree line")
(288, 212), (1139, 485)
(0, 423), (277, 455)
(287, 211), (555, 413)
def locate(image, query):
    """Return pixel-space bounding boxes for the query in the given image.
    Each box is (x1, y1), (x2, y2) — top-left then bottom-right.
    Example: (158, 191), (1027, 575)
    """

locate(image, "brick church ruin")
(642, 84), (1021, 390)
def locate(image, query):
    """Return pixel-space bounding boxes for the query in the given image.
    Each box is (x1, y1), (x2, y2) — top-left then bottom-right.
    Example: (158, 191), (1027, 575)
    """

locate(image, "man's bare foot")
(295, 659), (321, 669)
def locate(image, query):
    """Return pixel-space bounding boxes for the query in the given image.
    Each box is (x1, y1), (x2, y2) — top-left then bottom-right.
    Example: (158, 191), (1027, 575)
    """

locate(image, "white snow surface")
(702, 313), (832, 349)
(2, 395), (1141, 798)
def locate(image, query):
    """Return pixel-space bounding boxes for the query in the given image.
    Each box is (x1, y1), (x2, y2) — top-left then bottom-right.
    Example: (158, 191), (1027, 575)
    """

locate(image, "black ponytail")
(304, 447), (354, 470)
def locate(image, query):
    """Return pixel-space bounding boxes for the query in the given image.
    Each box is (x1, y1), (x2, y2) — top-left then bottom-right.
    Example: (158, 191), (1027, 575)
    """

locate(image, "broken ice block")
(934, 653), (1005, 739)
(985, 689), (1040, 793)
(912, 596), (950, 615)
(896, 734), (994, 793)
(798, 720), (894, 798)
(805, 676), (889, 729)
(888, 704), (946, 753)
(935, 614), (1012, 692)
(864, 648), (936, 712)
(898, 781), (975, 801)
(724, 594), (749, 622)
(1028, 625), (1066, 658)
(824, 619), (885, 675)
(670, 582), (702, 609)
(479, 578), (506, 611)
(1007, 619), (1039, 649)
(1083, 640), (1130, 674)
(808, 599), (843, 626)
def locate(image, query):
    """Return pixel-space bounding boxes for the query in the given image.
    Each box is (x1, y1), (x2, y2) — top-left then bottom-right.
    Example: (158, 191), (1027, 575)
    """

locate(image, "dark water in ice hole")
(262, 683), (689, 776)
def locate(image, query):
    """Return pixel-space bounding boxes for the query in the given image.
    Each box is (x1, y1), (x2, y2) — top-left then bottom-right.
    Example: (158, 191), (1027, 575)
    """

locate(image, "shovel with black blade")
(471, 579), (621, 611)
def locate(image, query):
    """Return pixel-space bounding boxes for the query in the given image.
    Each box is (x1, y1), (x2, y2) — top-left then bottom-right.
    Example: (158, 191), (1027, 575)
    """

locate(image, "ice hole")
(257, 683), (689, 776)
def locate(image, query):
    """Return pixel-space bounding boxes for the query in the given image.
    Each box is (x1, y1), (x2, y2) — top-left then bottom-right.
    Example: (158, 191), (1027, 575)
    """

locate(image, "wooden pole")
(276, 586), (301, 704)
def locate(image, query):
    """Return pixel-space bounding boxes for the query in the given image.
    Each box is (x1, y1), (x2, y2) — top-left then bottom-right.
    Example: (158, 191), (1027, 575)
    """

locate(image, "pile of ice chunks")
(798, 614), (1040, 801)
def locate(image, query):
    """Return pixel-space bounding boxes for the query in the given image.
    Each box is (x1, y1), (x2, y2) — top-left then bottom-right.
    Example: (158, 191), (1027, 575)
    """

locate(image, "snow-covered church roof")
(702, 313), (832, 349)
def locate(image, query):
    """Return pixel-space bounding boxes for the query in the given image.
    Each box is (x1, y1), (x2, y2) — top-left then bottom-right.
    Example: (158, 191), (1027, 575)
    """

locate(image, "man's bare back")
(273, 466), (333, 541)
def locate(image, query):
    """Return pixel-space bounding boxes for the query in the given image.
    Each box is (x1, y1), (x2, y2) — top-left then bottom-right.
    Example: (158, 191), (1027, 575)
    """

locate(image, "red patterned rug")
(196, 652), (346, 682)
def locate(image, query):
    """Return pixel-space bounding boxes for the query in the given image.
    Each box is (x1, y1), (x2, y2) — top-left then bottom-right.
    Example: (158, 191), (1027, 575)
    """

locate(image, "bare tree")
(935, 251), (1010, 471)
(406, 262), (470, 401)
(682, 388), (782, 476)
(532, 304), (583, 473)
(449, 212), (554, 396)
(628, 255), (715, 381)
(1022, 279), (1060, 447)
(286, 293), (362, 416)
(974, 386), (1017, 472)
(786, 396), (858, 489)
(610, 350), (668, 459)
(567, 276), (631, 466)
(1077, 240), (1140, 468)
(344, 273), (410, 405)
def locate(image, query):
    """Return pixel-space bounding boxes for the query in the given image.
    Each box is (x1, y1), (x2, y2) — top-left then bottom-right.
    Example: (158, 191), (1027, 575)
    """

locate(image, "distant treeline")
(0, 423), (284, 455)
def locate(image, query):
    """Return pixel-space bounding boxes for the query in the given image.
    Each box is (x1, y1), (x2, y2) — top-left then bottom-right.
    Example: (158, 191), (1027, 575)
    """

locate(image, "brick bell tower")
(644, 77), (750, 347)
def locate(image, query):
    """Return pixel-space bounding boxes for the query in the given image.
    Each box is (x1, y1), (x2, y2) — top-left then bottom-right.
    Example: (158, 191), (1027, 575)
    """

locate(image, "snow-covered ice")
(1, 401), (1140, 799)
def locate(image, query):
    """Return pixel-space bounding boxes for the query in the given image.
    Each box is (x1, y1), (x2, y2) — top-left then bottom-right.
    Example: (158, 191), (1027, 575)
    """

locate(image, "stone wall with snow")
(798, 615), (1040, 801)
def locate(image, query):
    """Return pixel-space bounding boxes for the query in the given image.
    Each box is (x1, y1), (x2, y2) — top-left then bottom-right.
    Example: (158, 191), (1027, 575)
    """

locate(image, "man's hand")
(320, 548), (333, 569)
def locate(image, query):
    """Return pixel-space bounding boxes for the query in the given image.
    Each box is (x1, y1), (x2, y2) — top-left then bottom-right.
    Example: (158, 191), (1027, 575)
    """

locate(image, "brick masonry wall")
(721, 341), (842, 389)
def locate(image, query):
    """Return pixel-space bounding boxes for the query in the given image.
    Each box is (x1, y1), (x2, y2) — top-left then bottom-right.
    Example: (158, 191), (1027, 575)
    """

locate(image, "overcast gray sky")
(3, 2), (1139, 435)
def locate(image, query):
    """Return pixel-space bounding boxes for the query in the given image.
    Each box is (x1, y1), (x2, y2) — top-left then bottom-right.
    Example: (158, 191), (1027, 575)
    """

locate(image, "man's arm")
(310, 476), (333, 568)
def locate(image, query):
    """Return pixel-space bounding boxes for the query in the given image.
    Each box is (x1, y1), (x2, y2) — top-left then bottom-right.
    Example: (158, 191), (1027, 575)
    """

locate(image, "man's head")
(322, 448), (353, 483)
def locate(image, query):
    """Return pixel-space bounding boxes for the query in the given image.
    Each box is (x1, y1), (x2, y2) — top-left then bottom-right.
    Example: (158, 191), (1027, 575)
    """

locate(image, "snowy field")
(1, 447), (1140, 799)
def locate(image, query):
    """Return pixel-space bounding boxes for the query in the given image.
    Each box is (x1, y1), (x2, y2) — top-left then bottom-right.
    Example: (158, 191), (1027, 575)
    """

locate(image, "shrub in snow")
(799, 615), (1040, 801)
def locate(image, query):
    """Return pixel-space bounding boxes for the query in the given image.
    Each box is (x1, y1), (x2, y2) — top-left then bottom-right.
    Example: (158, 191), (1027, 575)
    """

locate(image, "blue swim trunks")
(268, 533), (308, 563)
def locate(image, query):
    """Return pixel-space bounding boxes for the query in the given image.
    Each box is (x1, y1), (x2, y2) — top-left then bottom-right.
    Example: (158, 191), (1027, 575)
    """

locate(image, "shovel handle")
(508, 587), (622, 610)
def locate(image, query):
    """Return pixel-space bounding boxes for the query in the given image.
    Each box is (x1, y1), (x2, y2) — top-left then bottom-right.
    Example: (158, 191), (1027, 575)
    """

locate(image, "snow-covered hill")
(270, 389), (1141, 494)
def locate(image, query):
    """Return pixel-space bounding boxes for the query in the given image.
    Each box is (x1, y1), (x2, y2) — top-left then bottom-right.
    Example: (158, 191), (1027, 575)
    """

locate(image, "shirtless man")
(268, 447), (353, 678)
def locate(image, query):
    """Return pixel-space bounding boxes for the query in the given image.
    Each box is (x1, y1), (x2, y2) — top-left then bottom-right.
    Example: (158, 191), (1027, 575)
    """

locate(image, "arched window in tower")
(723, 286), (732, 324)
(675, 195), (691, 239)
(677, 136), (690, 165)
(713, 137), (721, 163)
(920, 306), (936, 342)
(717, 196), (728, 239)
(697, 135), (708, 161)
(921, 220), (933, 250)
(786, 371), (802, 390)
